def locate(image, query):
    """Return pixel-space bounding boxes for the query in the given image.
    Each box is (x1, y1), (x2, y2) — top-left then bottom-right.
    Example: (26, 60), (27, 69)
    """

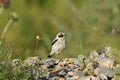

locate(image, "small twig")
(0, 6), (3, 15)
(1, 19), (13, 39)
(0, 19), (13, 46)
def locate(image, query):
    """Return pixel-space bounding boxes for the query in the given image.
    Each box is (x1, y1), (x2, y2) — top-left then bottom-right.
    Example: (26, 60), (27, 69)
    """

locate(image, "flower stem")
(0, 6), (3, 15)
(34, 39), (39, 54)
(0, 19), (13, 46)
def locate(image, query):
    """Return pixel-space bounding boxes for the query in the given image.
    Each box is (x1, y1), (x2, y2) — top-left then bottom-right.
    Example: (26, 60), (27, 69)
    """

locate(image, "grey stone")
(23, 57), (41, 66)
(97, 74), (107, 80)
(79, 76), (92, 80)
(98, 57), (114, 69)
(113, 64), (120, 75)
(58, 69), (67, 77)
(89, 50), (99, 59)
(74, 70), (85, 77)
(48, 72), (58, 78)
(94, 67), (115, 78)
(42, 59), (56, 68)
(10, 47), (118, 80)
(73, 59), (80, 65)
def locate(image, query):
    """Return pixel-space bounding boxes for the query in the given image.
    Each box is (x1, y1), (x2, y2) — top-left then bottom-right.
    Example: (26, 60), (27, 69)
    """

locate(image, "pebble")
(68, 71), (74, 77)
(113, 64), (120, 75)
(40, 65), (47, 70)
(94, 67), (115, 78)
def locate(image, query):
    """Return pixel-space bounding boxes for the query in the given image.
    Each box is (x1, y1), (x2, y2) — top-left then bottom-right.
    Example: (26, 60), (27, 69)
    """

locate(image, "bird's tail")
(48, 51), (54, 58)
(48, 54), (52, 58)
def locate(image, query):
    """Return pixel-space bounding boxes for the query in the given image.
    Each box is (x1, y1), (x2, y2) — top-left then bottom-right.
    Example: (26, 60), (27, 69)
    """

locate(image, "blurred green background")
(0, 0), (120, 58)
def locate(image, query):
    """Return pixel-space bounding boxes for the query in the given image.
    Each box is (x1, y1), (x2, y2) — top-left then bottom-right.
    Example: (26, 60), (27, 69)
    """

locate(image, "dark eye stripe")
(58, 35), (64, 37)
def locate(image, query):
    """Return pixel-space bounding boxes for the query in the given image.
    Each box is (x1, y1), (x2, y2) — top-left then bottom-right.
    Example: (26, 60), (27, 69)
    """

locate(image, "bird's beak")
(64, 34), (67, 36)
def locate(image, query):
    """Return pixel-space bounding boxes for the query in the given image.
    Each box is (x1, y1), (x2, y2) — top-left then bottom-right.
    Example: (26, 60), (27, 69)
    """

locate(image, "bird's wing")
(49, 39), (58, 52)
(51, 39), (58, 46)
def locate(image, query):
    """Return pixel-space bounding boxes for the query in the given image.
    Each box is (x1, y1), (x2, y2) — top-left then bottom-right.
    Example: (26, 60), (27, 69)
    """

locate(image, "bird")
(48, 32), (66, 58)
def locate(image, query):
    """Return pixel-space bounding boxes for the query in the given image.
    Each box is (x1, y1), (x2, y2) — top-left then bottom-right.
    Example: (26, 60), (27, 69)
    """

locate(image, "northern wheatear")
(48, 32), (66, 57)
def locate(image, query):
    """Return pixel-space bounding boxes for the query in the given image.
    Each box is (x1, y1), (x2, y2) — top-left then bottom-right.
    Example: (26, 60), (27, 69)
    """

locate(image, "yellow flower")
(36, 36), (41, 40)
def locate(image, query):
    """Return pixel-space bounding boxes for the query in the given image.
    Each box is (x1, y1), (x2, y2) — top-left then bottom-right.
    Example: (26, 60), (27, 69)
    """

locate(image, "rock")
(74, 69), (85, 77)
(104, 46), (111, 54)
(113, 64), (120, 75)
(12, 58), (21, 68)
(40, 65), (47, 70)
(97, 57), (114, 69)
(24, 57), (41, 66)
(90, 76), (100, 80)
(78, 54), (86, 68)
(83, 58), (91, 66)
(68, 71), (74, 77)
(99, 47), (112, 58)
(64, 66), (72, 72)
(79, 76), (92, 80)
(64, 58), (76, 64)
(55, 60), (60, 64)
(85, 62), (94, 75)
(89, 50), (99, 59)
(79, 76), (102, 80)
(73, 76), (80, 79)
(66, 76), (80, 80)
(39, 76), (48, 80)
(58, 69), (67, 77)
(112, 75), (119, 80)
(10, 47), (118, 80)
(42, 58), (56, 68)
(49, 77), (59, 80)
(78, 54), (86, 62)
(73, 59), (80, 65)
(48, 72), (58, 79)
(98, 74), (107, 80)
(86, 62), (94, 70)
(59, 78), (65, 80)
(53, 63), (63, 72)
(94, 67), (115, 78)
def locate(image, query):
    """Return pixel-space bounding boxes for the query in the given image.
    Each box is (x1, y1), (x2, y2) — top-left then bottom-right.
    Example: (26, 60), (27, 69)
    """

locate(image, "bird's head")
(56, 32), (66, 39)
